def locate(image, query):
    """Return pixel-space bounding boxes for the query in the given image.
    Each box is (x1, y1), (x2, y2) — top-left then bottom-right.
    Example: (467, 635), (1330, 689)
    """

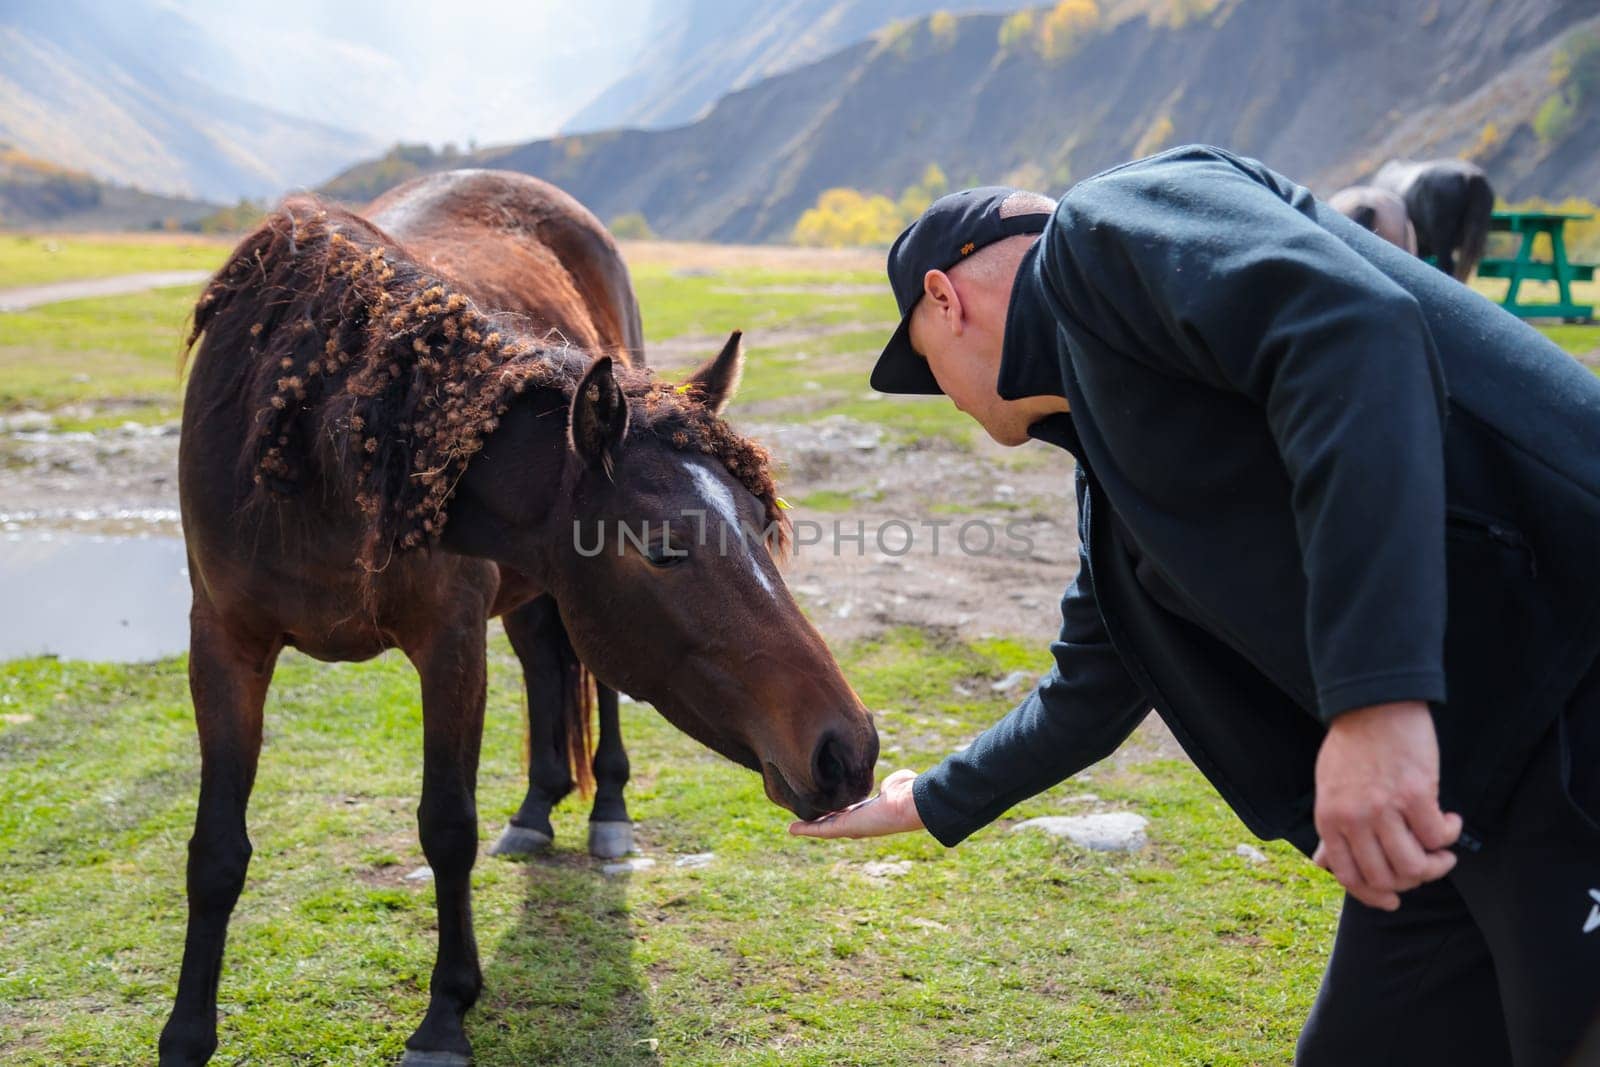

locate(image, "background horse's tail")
(1456, 172), (1495, 281)
(527, 623), (595, 796)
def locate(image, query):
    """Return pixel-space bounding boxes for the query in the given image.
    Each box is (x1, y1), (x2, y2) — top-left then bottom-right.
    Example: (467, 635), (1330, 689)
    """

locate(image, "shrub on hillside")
(1536, 30), (1600, 146)
(998, 10), (1035, 50)
(1039, 0), (1101, 61)
(609, 212), (655, 240)
(792, 165), (955, 247)
(792, 188), (904, 246)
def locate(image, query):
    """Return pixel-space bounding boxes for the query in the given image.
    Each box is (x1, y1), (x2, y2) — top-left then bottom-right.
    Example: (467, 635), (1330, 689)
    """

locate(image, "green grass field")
(0, 629), (1337, 1066)
(0, 234), (226, 288)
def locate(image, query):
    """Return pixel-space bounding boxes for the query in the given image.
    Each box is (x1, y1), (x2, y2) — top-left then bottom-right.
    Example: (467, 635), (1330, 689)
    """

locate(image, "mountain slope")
(0, 1), (380, 202)
(0, 144), (218, 231)
(563, 0), (1010, 133)
(327, 0), (1600, 244)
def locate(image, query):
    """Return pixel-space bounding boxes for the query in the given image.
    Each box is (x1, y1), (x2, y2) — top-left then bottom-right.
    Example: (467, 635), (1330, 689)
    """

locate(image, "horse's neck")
(437, 389), (571, 572)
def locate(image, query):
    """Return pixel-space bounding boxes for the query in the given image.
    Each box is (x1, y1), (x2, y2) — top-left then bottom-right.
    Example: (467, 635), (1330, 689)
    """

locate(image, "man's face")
(907, 249), (1054, 446)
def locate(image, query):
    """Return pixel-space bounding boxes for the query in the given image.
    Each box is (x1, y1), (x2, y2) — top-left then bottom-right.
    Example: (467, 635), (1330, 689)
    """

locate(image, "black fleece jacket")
(913, 146), (1600, 855)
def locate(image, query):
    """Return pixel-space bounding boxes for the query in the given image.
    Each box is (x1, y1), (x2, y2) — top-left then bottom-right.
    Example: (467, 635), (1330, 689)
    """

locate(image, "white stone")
(1012, 812), (1149, 852)
(674, 853), (715, 869)
(403, 866), (434, 882)
(990, 669), (1034, 694)
(860, 859), (914, 879)
(1235, 844), (1269, 864)
(602, 857), (656, 876)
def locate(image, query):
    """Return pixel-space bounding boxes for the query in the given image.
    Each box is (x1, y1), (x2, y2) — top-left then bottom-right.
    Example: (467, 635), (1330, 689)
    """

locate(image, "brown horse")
(161, 170), (878, 1067)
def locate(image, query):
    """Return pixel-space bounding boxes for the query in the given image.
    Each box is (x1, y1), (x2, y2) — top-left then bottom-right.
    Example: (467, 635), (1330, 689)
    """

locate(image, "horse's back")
(366, 170), (644, 364)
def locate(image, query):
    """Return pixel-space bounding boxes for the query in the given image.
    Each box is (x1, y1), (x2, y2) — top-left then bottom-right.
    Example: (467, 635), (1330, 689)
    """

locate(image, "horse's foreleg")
(587, 683), (634, 859)
(401, 622), (487, 1067)
(491, 596), (573, 857)
(159, 606), (279, 1066)
(1438, 247), (1457, 279)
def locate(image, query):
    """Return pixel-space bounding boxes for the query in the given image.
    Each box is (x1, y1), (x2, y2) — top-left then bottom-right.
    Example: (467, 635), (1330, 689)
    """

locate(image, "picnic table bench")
(1474, 210), (1595, 322)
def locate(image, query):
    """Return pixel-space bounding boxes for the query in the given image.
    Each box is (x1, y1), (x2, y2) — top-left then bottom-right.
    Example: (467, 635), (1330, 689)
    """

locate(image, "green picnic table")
(1474, 210), (1595, 322)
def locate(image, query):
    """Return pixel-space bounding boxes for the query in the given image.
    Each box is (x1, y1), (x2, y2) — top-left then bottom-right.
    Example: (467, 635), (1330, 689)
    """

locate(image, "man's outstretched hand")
(789, 768), (925, 839)
(1313, 701), (1463, 911)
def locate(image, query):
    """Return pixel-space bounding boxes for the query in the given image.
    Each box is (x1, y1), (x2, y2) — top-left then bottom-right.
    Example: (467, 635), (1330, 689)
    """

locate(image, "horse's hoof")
(488, 823), (553, 858)
(398, 1050), (471, 1067)
(588, 820), (635, 859)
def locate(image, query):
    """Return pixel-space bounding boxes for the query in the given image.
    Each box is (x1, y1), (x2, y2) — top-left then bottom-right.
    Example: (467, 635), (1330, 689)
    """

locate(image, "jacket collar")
(996, 238), (1082, 457)
(996, 238), (1068, 404)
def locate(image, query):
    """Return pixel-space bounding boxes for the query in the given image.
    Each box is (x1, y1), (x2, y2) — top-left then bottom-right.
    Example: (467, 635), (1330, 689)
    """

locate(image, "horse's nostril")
(813, 733), (848, 793)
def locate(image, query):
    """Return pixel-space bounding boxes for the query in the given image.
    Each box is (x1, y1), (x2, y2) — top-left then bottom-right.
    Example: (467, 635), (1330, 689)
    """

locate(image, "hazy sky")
(163, 0), (658, 147)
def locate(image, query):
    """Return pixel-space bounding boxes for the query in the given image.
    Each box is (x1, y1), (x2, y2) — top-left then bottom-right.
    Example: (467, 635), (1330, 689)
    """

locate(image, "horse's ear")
(569, 355), (629, 475)
(682, 330), (744, 416)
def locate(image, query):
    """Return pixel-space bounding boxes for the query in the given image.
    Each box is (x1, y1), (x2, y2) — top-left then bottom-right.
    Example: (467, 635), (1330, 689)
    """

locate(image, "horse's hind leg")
(587, 683), (634, 859)
(159, 603), (279, 1066)
(490, 596), (575, 857)
(400, 618), (488, 1067)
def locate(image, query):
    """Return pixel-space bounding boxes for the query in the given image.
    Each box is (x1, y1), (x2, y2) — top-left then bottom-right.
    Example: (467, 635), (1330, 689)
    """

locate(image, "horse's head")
(472, 334), (878, 819)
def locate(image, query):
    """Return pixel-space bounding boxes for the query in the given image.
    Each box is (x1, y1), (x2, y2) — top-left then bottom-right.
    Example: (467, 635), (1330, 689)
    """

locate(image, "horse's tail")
(1457, 172), (1495, 281)
(557, 627), (596, 797)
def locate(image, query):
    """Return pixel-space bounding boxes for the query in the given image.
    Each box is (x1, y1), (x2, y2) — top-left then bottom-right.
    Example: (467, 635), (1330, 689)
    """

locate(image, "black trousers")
(1296, 669), (1600, 1067)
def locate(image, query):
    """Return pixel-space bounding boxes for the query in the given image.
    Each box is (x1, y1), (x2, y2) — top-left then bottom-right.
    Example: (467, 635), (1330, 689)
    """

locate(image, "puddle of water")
(0, 532), (189, 662)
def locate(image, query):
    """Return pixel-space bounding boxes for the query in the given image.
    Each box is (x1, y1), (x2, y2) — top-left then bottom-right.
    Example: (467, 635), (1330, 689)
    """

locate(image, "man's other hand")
(788, 769), (924, 839)
(1313, 701), (1463, 911)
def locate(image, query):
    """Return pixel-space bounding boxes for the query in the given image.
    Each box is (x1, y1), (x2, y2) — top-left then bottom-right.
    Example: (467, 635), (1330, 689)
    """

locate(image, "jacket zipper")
(1446, 509), (1538, 576)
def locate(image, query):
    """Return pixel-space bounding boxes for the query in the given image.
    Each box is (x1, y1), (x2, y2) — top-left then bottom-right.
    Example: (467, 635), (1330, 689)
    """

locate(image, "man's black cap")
(871, 186), (1055, 395)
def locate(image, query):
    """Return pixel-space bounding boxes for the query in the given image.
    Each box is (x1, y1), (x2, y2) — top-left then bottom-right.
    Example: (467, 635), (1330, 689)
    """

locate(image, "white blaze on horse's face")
(682, 458), (777, 598)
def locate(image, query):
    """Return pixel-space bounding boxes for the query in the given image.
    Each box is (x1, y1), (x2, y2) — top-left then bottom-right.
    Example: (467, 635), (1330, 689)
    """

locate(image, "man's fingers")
(788, 796), (879, 838)
(1321, 829), (1400, 910)
(1346, 825), (1398, 893)
(1402, 796), (1464, 852)
(1376, 810), (1434, 888)
(1316, 833), (1363, 893)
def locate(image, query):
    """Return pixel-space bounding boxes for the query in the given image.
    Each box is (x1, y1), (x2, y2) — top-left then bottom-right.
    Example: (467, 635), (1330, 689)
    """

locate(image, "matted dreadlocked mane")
(184, 196), (789, 572)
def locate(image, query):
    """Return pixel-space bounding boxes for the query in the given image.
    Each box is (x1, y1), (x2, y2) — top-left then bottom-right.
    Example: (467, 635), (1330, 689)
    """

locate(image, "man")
(790, 145), (1600, 1065)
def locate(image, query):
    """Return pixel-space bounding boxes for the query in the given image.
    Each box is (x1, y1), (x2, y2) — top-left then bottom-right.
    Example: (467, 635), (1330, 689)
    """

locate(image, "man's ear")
(569, 355), (629, 475)
(922, 269), (964, 336)
(681, 330), (744, 415)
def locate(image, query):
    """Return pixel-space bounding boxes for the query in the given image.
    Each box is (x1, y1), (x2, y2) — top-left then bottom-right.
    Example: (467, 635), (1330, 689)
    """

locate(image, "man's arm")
(1047, 152), (1460, 907)
(792, 472), (1150, 844)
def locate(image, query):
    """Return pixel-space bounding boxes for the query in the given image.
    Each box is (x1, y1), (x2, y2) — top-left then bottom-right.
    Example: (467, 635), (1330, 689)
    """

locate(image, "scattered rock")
(674, 853), (715, 869)
(990, 669), (1034, 694)
(1061, 793), (1101, 804)
(1012, 812), (1150, 853)
(908, 917), (949, 932)
(860, 859), (914, 879)
(602, 857), (656, 876)
(403, 866), (434, 882)
(1235, 844), (1268, 864)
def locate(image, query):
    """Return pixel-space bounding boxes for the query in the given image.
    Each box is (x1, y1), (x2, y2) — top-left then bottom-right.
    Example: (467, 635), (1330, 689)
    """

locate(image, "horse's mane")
(185, 195), (788, 570)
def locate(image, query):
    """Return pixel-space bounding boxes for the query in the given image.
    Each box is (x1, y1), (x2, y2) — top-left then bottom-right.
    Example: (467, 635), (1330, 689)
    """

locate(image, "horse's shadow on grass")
(471, 854), (660, 1066)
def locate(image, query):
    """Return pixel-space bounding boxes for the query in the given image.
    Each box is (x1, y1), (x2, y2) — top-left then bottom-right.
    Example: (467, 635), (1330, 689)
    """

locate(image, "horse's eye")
(645, 540), (687, 568)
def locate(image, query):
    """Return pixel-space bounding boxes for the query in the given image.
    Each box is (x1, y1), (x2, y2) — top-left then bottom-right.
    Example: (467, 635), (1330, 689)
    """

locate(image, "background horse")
(1372, 158), (1495, 280)
(162, 170), (879, 1067)
(1328, 185), (1418, 254)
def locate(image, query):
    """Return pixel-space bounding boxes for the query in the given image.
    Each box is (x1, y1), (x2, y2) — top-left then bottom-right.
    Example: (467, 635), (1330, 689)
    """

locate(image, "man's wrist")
(1326, 699), (1431, 733)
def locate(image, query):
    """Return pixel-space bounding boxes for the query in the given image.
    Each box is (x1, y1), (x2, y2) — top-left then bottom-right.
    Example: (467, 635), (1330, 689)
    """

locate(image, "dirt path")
(0, 271), (210, 312)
